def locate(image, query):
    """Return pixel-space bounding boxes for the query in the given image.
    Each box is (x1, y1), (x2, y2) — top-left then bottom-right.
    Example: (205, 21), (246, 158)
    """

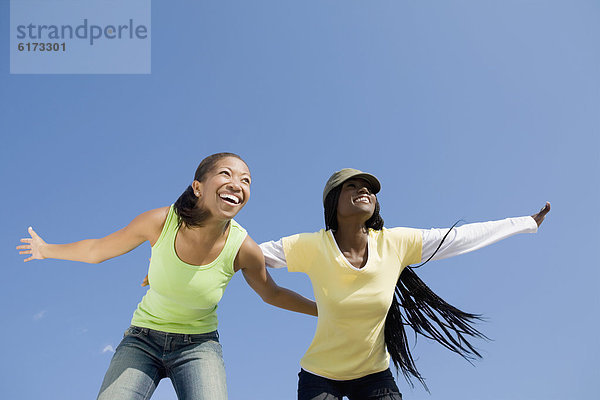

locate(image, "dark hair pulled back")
(323, 188), (486, 391)
(174, 152), (245, 228)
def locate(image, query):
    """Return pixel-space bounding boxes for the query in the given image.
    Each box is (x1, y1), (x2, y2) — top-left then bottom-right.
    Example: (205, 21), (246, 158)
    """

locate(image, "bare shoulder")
(127, 206), (170, 244)
(132, 206), (169, 227)
(142, 206), (170, 224)
(234, 235), (264, 272)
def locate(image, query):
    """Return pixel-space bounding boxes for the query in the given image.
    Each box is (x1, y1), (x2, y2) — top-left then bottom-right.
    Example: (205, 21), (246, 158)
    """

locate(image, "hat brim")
(344, 173), (381, 195)
(323, 169), (381, 204)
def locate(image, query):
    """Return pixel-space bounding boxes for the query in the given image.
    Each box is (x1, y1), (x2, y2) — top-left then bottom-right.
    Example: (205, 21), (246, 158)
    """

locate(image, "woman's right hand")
(17, 227), (47, 262)
(15, 207), (168, 264)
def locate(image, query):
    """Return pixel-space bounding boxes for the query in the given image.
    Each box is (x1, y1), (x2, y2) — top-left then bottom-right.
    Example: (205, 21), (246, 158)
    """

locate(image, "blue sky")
(1, 1), (598, 399)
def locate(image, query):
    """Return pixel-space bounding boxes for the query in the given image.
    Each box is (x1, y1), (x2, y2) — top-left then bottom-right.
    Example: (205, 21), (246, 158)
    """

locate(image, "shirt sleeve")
(259, 239), (287, 269)
(386, 227), (423, 266)
(420, 216), (538, 263)
(281, 232), (320, 273)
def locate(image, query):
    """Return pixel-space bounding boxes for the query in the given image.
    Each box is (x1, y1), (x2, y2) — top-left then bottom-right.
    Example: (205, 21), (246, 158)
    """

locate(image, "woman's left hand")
(141, 258), (150, 287)
(531, 202), (551, 227)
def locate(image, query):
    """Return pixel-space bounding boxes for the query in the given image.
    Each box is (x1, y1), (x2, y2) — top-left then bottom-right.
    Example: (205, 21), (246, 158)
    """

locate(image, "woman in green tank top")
(16, 152), (317, 400)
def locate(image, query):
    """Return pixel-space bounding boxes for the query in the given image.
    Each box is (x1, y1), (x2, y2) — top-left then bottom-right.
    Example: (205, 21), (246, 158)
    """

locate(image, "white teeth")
(355, 196), (369, 203)
(220, 194), (240, 204)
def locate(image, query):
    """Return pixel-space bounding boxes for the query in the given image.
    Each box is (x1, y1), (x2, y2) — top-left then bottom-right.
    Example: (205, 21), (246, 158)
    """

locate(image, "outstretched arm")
(258, 203), (552, 269)
(17, 207), (168, 264)
(235, 236), (317, 316)
(420, 202), (551, 263)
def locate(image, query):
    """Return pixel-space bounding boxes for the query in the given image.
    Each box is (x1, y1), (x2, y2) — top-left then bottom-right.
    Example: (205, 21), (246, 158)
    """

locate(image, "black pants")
(298, 368), (402, 400)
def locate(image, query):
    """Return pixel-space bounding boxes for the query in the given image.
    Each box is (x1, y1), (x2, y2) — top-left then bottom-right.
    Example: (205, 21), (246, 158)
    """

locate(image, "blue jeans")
(97, 326), (227, 400)
(298, 368), (402, 400)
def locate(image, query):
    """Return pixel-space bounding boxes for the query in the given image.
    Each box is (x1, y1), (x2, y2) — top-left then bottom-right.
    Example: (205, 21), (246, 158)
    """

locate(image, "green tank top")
(131, 205), (247, 334)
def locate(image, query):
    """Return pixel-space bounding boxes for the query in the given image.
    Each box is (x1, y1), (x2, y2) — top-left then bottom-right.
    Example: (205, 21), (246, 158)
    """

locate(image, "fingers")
(531, 202), (551, 227)
(18, 228), (37, 261)
(27, 227), (41, 240)
(142, 260), (152, 286)
(541, 201), (551, 214)
(534, 202), (550, 216)
(537, 202), (551, 219)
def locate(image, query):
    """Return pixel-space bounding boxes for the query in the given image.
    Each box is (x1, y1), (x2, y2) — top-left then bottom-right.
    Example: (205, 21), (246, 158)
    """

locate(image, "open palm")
(16, 227), (46, 262)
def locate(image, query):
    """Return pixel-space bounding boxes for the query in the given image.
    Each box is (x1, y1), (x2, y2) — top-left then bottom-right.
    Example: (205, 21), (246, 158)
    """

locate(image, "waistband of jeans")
(128, 325), (219, 341)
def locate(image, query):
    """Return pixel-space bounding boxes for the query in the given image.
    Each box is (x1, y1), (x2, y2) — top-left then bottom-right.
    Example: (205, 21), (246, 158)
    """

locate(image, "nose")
(358, 186), (371, 195)
(226, 180), (242, 192)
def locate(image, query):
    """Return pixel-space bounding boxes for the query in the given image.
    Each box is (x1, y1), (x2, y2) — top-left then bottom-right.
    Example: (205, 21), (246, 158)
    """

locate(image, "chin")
(219, 208), (242, 220)
(354, 205), (375, 214)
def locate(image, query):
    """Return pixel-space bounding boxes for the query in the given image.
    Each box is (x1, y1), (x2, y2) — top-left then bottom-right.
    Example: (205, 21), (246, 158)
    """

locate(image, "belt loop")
(184, 334), (190, 344)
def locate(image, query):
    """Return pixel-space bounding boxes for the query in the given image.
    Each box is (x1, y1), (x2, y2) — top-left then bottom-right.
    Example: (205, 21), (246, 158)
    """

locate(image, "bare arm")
(235, 236), (317, 316)
(17, 207), (169, 264)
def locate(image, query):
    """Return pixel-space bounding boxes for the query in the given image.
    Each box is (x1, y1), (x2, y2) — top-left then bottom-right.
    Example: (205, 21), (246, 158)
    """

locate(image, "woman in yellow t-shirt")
(260, 168), (550, 400)
(17, 152), (317, 400)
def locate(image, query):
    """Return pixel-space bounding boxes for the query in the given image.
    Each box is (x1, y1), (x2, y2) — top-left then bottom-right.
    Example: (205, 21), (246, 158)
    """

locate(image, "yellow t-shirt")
(282, 227), (422, 380)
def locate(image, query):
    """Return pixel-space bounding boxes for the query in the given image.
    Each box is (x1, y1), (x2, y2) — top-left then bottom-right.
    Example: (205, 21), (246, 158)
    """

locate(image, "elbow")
(260, 287), (280, 305)
(87, 243), (106, 264)
(88, 253), (104, 264)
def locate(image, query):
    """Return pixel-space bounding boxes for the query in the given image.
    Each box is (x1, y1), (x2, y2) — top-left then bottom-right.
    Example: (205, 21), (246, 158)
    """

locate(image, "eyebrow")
(231, 168), (251, 178)
(219, 166), (250, 175)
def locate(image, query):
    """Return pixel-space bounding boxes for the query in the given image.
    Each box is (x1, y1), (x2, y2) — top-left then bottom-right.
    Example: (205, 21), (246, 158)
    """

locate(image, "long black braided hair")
(324, 185), (487, 390)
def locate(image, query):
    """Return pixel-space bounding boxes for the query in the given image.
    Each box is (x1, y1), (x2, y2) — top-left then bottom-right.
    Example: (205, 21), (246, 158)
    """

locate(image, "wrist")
(39, 243), (50, 259)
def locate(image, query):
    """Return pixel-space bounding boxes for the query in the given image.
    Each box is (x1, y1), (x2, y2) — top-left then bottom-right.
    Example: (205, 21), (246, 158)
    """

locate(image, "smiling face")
(335, 178), (377, 222)
(192, 156), (251, 221)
